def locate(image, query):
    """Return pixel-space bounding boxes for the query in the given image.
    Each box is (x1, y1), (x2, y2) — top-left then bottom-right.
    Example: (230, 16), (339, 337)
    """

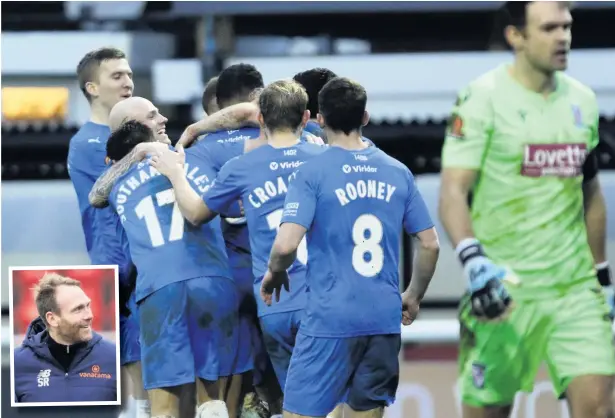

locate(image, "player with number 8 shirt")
(150, 79), (325, 393)
(261, 77), (440, 418)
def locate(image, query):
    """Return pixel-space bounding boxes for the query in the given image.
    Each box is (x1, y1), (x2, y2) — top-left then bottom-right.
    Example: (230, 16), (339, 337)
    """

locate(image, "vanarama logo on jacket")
(13, 317), (118, 404)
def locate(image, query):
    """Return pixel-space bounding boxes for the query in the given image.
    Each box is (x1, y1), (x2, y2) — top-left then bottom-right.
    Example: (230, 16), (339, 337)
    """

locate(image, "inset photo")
(9, 265), (120, 407)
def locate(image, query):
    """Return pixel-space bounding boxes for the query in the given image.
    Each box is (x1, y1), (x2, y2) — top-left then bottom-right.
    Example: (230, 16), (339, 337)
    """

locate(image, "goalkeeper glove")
(457, 238), (512, 320)
(597, 262), (614, 320)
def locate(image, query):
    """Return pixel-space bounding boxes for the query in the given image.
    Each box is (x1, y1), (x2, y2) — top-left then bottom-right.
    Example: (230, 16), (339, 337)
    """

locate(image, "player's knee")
(345, 406), (384, 418)
(576, 390), (613, 418)
(462, 403), (512, 418)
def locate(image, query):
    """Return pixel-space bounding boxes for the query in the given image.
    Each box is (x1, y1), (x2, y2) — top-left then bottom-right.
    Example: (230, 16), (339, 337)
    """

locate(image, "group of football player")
(68, 3), (615, 418)
(68, 45), (438, 418)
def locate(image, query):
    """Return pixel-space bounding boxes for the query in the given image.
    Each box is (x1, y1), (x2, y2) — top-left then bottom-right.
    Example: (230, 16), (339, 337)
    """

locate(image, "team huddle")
(67, 2), (614, 418)
(68, 52), (438, 418)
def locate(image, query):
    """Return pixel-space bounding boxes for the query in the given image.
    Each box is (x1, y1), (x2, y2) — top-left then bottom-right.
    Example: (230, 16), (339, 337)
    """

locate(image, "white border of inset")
(9, 265), (121, 407)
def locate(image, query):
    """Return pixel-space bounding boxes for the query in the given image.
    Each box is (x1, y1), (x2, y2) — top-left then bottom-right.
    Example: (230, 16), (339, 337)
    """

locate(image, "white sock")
(197, 400), (229, 418)
(118, 396), (136, 418)
(271, 415), (283, 418)
(135, 399), (151, 418)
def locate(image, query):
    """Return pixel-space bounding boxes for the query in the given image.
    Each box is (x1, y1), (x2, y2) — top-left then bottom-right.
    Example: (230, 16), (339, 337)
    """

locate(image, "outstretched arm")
(178, 102), (260, 148)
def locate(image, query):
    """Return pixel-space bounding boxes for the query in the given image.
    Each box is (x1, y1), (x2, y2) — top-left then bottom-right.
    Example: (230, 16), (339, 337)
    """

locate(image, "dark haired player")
(203, 76), (220, 116)
(261, 77), (439, 418)
(292, 67), (338, 138)
(439, 2), (615, 418)
(105, 120), (241, 418)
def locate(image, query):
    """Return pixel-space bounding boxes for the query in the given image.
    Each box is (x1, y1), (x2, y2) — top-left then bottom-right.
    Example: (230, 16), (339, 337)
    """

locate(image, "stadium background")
(1, 2), (615, 417)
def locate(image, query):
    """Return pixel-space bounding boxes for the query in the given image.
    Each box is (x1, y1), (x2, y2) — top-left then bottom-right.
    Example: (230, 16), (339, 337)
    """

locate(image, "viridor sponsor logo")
(217, 134), (253, 144)
(270, 161), (303, 171)
(342, 164), (378, 174)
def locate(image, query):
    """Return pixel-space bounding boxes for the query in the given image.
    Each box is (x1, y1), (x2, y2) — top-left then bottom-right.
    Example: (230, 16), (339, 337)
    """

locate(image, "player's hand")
(597, 263), (615, 320)
(304, 132), (325, 146)
(136, 141), (171, 160)
(401, 292), (420, 326)
(457, 239), (512, 321)
(177, 123), (200, 149)
(465, 257), (512, 320)
(260, 269), (290, 306)
(150, 144), (186, 178)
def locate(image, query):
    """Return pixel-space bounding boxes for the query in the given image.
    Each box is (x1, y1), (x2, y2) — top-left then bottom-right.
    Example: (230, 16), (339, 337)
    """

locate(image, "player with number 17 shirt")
(107, 121), (239, 416)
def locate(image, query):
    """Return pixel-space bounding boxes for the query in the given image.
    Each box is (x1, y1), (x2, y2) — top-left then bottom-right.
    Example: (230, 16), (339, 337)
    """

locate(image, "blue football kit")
(109, 147), (240, 389)
(280, 145), (434, 415)
(203, 141), (325, 388)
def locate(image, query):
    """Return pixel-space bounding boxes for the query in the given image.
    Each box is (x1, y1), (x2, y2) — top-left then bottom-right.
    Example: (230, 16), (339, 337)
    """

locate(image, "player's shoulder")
(297, 141), (327, 155)
(457, 65), (505, 99)
(558, 72), (597, 103)
(219, 153), (248, 175)
(92, 333), (117, 354)
(69, 122), (109, 146)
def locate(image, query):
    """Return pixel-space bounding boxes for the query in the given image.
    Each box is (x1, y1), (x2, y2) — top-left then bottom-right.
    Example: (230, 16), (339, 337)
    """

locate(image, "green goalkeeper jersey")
(442, 64), (600, 298)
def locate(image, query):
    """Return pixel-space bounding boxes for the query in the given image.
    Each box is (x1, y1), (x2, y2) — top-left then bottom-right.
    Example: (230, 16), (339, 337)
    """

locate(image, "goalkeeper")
(439, 2), (615, 418)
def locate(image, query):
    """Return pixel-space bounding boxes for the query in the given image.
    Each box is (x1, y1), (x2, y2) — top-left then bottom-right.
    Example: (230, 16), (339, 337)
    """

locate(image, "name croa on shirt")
(114, 162), (211, 222)
(521, 143), (588, 177)
(248, 172), (298, 209)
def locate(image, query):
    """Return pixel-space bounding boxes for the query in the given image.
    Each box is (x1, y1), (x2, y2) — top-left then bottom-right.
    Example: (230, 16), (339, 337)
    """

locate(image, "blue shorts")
(284, 332), (401, 416)
(231, 281), (257, 376)
(119, 292), (140, 366)
(138, 276), (239, 390)
(259, 310), (302, 390)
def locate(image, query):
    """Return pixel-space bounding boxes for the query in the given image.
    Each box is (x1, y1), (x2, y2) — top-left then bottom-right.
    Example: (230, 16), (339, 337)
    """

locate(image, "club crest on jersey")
(521, 143), (587, 178)
(571, 105), (583, 128)
(471, 363), (486, 389)
(447, 113), (464, 139)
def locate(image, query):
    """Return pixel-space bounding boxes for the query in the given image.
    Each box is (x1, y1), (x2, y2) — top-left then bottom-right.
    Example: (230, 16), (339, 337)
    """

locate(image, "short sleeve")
(441, 84), (494, 169)
(403, 170), (434, 235)
(280, 167), (317, 230)
(202, 157), (243, 213)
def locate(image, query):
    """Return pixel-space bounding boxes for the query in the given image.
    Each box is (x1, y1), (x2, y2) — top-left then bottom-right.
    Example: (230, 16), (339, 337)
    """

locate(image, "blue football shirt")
(109, 147), (231, 302)
(281, 146), (434, 337)
(203, 141), (325, 316)
(67, 122), (128, 268)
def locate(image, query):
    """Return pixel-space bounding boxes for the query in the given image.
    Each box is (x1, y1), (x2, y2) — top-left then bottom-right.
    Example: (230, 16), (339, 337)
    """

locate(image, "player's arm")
(438, 84), (511, 319)
(438, 85), (492, 247)
(269, 169), (316, 273)
(89, 142), (168, 208)
(177, 102), (260, 148)
(167, 168), (218, 225)
(402, 172), (440, 301)
(269, 223), (306, 273)
(583, 152), (607, 265)
(582, 110), (610, 286)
